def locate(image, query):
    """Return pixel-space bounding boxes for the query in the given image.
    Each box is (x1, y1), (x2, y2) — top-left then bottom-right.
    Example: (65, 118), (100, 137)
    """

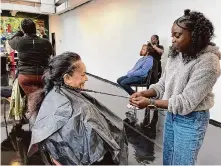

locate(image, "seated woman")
(117, 44), (153, 95)
(27, 52), (128, 165)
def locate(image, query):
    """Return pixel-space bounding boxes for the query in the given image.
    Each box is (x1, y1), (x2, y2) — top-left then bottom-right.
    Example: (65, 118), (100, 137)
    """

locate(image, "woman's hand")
(129, 92), (143, 102)
(152, 44), (157, 50)
(130, 96), (150, 109)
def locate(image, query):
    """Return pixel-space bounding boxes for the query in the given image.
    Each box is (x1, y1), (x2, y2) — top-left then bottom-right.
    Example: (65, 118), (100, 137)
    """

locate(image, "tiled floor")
(1, 72), (221, 165)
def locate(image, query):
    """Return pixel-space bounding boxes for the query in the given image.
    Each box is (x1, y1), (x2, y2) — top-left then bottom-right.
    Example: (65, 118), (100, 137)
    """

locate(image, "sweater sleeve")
(149, 71), (166, 99)
(168, 54), (220, 115)
(127, 57), (153, 77)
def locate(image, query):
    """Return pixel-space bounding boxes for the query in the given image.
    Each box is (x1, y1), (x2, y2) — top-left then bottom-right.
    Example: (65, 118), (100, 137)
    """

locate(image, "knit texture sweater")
(150, 45), (221, 115)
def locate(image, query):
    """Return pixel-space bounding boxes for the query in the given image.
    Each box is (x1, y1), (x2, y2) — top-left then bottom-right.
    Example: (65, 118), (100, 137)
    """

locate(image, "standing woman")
(130, 9), (220, 165)
(149, 35), (164, 78)
(9, 18), (52, 96)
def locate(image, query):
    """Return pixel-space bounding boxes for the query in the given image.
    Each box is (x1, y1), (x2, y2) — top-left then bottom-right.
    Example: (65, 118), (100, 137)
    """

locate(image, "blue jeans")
(163, 111), (209, 165)
(117, 76), (146, 95)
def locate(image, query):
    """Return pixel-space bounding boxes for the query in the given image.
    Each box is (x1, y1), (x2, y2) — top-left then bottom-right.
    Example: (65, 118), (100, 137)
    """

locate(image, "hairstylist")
(130, 9), (220, 165)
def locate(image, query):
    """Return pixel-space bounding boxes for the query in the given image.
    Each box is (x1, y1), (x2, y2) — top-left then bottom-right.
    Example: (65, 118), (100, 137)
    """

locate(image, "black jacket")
(9, 31), (53, 75)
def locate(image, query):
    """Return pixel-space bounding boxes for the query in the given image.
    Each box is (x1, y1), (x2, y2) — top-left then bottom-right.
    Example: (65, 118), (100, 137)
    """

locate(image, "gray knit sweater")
(150, 45), (221, 115)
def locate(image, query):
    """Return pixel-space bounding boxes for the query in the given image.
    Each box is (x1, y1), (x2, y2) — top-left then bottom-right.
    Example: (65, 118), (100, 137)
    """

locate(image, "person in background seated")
(117, 44), (153, 95)
(9, 18), (53, 96)
(148, 35), (164, 78)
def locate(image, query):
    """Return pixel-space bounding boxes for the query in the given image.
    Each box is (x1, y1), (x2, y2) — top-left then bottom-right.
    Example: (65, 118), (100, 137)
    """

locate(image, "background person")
(9, 18), (53, 96)
(148, 35), (164, 78)
(117, 44), (154, 95)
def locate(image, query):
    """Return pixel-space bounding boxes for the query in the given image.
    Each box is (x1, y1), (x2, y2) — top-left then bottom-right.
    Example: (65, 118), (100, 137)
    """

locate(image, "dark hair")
(152, 35), (160, 45)
(170, 9), (214, 62)
(21, 18), (37, 34)
(43, 52), (81, 94)
(28, 52), (81, 117)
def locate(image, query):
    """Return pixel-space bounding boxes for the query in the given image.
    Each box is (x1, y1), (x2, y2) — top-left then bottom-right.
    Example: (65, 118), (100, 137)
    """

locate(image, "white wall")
(1, 0), (55, 14)
(49, 0), (221, 122)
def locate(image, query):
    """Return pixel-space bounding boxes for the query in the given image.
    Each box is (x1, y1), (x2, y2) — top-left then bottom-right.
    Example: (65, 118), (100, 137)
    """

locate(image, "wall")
(49, 0), (221, 122)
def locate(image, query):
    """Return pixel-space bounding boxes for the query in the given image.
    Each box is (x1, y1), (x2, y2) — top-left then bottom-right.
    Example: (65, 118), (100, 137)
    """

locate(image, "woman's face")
(171, 23), (192, 53)
(141, 45), (148, 56)
(64, 60), (88, 89)
(151, 36), (158, 45)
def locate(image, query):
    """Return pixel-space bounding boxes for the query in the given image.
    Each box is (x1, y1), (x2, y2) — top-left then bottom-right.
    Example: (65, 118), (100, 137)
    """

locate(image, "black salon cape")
(28, 86), (128, 165)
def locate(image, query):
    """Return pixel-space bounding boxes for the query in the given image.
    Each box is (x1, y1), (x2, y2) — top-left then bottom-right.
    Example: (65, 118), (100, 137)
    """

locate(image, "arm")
(148, 69), (166, 99)
(132, 54), (220, 113)
(153, 45), (164, 55)
(129, 72), (166, 104)
(130, 68), (166, 100)
(127, 57), (153, 77)
(8, 31), (24, 50)
(131, 97), (168, 109)
(140, 88), (157, 98)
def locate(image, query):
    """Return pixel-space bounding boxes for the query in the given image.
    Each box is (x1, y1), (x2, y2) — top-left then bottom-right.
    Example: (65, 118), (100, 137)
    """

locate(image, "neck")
(25, 33), (36, 36)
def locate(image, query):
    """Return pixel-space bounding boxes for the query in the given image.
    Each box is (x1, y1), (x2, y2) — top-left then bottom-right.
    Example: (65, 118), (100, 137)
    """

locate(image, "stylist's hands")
(129, 92), (142, 102)
(151, 43), (157, 50)
(130, 96), (150, 109)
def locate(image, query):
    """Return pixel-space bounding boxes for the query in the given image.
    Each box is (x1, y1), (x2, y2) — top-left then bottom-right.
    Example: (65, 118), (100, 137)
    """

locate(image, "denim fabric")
(117, 76), (146, 95)
(163, 111), (210, 165)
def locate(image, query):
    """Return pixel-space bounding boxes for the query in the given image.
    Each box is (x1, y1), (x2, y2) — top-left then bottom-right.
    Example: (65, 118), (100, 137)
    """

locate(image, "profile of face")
(64, 60), (88, 89)
(140, 45), (148, 56)
(171, 23), (191, 53)
(151, 36), (158, 45)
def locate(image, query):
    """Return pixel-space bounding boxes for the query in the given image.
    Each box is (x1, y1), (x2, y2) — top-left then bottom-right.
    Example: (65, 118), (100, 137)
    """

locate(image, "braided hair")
(169, 9), (214, 63)
(28, 52), (81, 116)
(43, 52), (81, 94)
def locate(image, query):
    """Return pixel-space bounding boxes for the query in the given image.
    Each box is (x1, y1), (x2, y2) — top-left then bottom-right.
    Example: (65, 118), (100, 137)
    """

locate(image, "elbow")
(149, 84), (164, 99)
